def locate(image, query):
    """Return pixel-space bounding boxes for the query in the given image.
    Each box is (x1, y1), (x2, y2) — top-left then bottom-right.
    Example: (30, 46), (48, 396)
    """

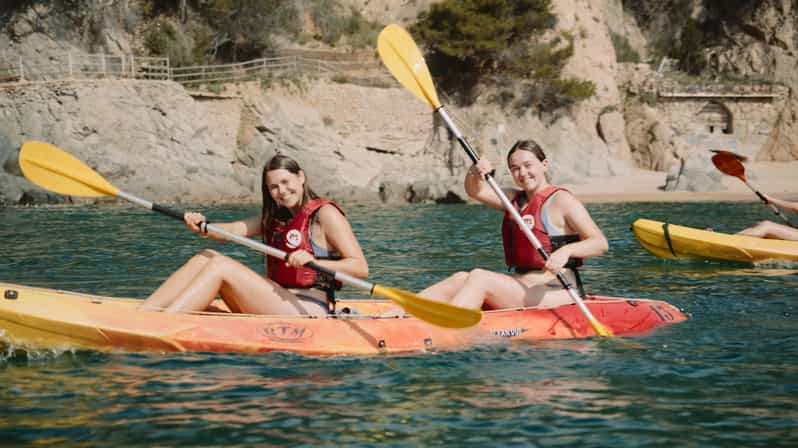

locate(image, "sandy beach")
(563, 161), (798, 203)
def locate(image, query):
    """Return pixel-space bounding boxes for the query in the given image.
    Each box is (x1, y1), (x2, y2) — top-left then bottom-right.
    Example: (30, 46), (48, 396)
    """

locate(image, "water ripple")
(1, 202), (798, 446)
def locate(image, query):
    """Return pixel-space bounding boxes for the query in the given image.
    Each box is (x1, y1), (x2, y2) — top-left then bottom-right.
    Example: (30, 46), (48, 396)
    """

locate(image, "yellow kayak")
(631, 218), (798, 263)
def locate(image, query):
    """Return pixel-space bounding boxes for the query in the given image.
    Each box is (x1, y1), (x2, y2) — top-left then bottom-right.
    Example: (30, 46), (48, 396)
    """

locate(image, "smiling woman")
(138, 154), (369, 316)
(418, 139), (608, 311)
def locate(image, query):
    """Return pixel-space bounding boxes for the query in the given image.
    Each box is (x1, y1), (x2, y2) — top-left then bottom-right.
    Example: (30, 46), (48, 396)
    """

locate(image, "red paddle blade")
(710, 150), (746, 181)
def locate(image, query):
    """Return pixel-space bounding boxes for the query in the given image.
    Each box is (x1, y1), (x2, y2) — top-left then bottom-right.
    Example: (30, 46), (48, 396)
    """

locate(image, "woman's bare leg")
(139, 249), (218, 310)
(418, 271), (469, 301)
(448, 269), (529, 309)
(738, 220), (798, 240)
(164, 253), (328, 316)
(529, 288), (575, 309)
(447, 269), (577, 310)
(516, 270), (580, 309)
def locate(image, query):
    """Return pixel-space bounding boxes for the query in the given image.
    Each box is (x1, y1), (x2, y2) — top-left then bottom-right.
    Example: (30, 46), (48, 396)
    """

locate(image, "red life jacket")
(501, 185), (583, 270)
(266, 198), (343, 289)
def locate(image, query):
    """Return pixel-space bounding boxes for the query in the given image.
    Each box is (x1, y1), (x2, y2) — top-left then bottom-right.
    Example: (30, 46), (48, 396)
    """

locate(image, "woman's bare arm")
(465, 159), (515, 211)
(766, 195), (798, 214)
(185, 213), (263, 241)
(313, 205), (369, 279)
(544, 192), (608, 273)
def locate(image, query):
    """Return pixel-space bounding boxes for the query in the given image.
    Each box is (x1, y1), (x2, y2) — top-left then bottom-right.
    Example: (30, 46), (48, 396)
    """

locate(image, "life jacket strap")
(325, 288), (337, 314)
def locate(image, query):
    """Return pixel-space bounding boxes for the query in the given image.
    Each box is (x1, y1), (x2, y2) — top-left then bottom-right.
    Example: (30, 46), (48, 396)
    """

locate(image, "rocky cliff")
(623, 0), (798, 161)
(1, 0), (796, 206)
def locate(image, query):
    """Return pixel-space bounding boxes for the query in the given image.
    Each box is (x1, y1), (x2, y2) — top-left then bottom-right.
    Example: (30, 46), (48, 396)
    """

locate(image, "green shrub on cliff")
(610, 32), (641, 63)
(673, 17), (706, 76)
(307, 0), (380, 49)
(194, 0), (299, 62)
(143, 17), (194, 66)
(189, 0), (379, 61)
(410, 0), (595, 111)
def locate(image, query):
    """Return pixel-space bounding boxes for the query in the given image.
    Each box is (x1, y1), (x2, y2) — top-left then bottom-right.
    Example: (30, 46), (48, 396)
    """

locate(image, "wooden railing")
(170, 55), (385, 85)
(0, 51), (390, 86)
(0, 53), (170, 83)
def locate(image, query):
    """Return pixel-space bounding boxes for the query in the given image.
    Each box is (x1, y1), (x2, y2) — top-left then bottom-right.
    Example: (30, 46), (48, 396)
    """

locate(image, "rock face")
(661, 150), (724, 192)
(0, 0), (641, 206)
(0, 80), (251, 205)
(1, 0), (797, 205)
(624, 101), (686, 172)
(622, 0), (798, 162)
(611, 0), (798, 189)
(235, 79), (462, 203)
(700, 0), (798, 161)
(0, 2), (135, 65)
(0, 78), (467, 206)
(761, 96), (798, 161)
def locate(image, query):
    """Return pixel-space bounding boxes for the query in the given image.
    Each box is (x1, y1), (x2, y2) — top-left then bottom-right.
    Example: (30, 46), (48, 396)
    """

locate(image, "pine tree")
(675, 18), (706, 76)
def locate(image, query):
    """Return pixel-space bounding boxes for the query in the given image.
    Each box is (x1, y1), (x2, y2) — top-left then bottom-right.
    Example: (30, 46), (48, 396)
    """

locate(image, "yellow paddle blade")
(589, 318), (613, 337)
(372, 285), (481, 328)
(19, 141), (118, 197)
(377, 24), (442, 109)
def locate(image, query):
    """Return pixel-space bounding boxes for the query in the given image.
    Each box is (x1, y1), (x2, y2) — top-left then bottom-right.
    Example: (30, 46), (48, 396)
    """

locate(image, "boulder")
(661, 150), (724, 192)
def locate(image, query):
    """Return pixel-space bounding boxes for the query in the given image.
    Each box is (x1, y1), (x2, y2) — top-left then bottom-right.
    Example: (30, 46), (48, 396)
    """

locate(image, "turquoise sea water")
(1, 201), (797, 447)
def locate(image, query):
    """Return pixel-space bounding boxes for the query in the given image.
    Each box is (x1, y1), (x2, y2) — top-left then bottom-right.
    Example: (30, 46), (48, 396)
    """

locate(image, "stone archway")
(697, 101), (733, 134)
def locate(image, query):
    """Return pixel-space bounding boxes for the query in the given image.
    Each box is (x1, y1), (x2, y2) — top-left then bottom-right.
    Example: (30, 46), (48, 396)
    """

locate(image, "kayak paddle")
(710, 149), (795, 228)
(377, 24), (613, 337)
(18, 140), (482, 328)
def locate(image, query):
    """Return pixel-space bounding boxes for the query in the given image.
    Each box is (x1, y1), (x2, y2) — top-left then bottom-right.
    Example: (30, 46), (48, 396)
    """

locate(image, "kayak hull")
(0, 282), (687, 356)
(632, 218), (798, 263)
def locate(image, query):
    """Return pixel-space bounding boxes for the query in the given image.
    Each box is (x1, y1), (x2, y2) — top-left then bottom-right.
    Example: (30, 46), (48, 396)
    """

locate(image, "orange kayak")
(0, 282), (687, 355)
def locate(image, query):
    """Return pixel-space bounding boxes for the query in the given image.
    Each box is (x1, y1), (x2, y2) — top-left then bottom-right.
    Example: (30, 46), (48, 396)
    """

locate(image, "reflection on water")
(1, 202), (798, 446)
(636, 264), (798, 279)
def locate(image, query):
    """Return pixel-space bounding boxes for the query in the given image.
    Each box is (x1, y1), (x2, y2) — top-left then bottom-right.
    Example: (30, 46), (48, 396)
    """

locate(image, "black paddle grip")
(755, 191), (769, 204)
(307, 261), (336, 278)
(457, 137), (480, 164)
(152, 203), (186, 222)
(154, 203), (210, 235)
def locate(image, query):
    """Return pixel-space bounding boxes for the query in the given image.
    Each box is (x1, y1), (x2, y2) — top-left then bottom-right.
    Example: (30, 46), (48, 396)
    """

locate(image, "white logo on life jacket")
(522, 214), (535, 229)
(285, 229), (302, 249)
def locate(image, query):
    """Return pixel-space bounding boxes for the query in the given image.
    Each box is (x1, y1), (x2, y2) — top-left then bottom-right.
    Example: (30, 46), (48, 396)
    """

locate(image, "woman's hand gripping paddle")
(377, 24), (612, 337)
(18, 140), (481, 328)
(711, 149), (795, 228)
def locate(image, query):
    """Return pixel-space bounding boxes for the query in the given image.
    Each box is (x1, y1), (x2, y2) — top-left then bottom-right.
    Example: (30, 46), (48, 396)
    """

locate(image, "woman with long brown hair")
(138, 154), (368, 315)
